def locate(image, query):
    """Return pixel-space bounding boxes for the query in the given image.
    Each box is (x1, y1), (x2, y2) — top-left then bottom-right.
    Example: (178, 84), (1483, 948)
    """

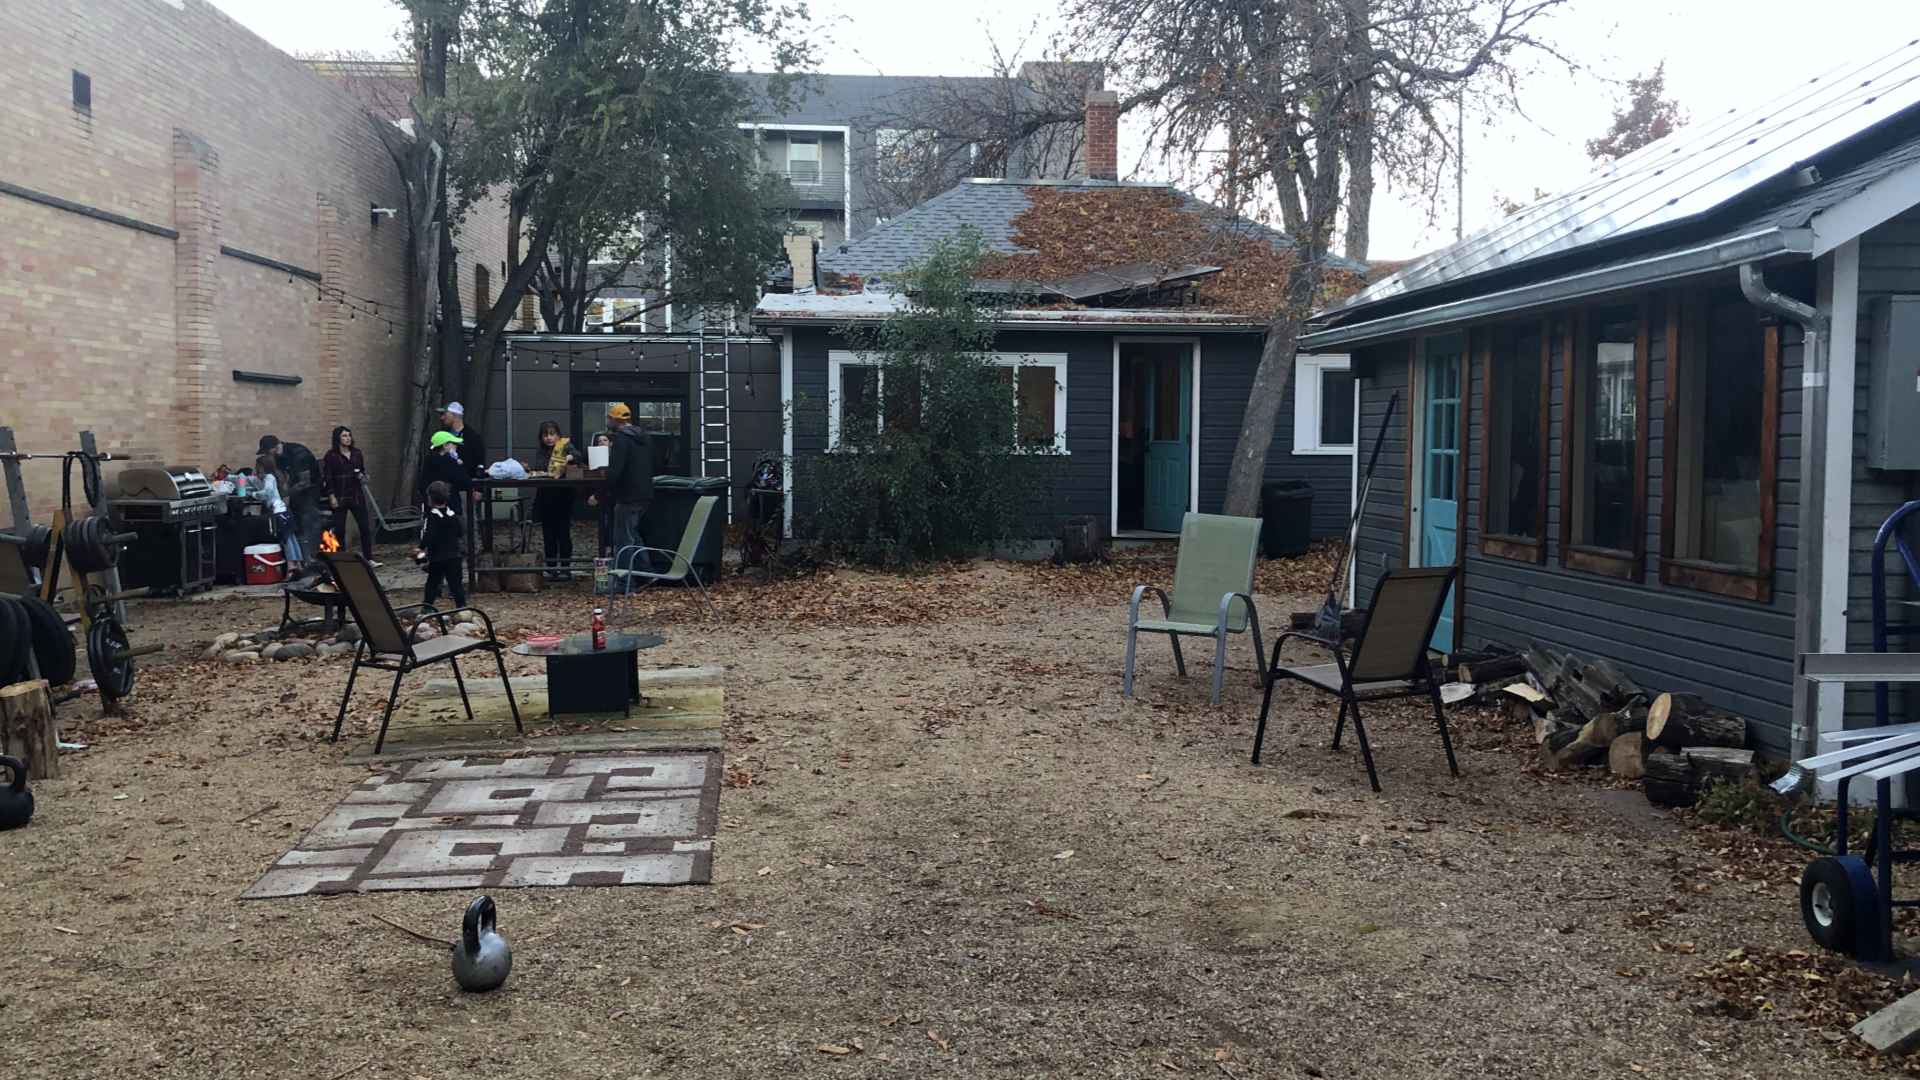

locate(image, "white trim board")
(779, 330), (794, 540)
(823, 349), (1070, 453)
(1292, 353), (1358, 455)
(1109, 336), (1202, 537)
(1810, 154), (1920, 257)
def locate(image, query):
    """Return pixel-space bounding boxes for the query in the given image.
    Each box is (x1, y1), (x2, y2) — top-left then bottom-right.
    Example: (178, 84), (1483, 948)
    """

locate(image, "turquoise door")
(1422, 338), (1462, 653)
(1143, 353), (1192, 533)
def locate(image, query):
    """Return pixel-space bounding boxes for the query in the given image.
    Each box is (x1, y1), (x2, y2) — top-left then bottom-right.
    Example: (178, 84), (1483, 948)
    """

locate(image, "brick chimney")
(783, 232), (818, 293)
(1085, 89), (1119, 181)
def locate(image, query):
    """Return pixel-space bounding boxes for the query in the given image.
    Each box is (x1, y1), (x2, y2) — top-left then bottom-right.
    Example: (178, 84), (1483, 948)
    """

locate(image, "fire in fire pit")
(320, 530), (341, 555)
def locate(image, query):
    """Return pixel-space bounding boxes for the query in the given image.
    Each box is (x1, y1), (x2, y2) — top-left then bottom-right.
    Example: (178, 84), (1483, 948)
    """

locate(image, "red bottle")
(591, 607), (606, 651)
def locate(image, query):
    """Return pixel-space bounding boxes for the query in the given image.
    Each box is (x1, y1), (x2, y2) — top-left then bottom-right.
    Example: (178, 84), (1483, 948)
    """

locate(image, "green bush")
(797, 231), (1061, 566)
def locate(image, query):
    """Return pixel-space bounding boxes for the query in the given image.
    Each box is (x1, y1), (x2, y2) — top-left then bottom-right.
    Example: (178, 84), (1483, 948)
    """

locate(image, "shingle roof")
(817, 178), (1370, 279)
(731, 72), (1011, 128)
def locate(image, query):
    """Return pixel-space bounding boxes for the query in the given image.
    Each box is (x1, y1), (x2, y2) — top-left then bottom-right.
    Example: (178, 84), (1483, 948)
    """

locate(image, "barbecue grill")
(112, 467), (223, 594)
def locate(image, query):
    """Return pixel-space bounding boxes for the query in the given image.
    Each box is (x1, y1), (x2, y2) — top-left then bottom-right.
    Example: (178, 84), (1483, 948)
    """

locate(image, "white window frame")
(1292, 353), (1356, 455)
(827, 350), (1069, 453)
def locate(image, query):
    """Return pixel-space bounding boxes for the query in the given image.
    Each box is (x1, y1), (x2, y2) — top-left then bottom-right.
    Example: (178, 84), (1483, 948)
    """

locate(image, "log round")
(0, 679), (59, 780)
(1647, 692), (1746, 750)
(1644, 750), (1700, 808)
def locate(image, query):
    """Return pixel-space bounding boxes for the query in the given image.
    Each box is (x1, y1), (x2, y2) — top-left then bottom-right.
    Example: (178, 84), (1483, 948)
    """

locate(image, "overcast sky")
(214, 0), (1915, 259)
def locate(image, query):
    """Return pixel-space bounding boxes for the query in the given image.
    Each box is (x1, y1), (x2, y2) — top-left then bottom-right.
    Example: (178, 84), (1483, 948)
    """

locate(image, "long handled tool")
(1312, 392), (1398, 641)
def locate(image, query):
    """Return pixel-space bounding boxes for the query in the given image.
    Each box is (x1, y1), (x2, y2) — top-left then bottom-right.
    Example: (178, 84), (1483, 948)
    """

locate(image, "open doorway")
(1114, 339), (1197, 536)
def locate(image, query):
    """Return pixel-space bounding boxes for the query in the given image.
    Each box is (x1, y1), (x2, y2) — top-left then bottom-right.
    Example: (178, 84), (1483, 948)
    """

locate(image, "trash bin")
(642, 475), (729, 581)
(1260, 480), (1314, 558)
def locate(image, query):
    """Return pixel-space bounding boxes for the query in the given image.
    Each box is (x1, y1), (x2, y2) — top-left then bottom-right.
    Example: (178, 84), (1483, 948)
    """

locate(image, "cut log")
(1550, 659), (1612, 723)
(1457, 654), (1527, 685)
(1609, 732), (1648, 779)
(1534, 710), (1577, 746)
(1580, 657), (1647, 707)
(1647, 692), (1746, 750)
(1611, 702), (1651, 735)
(1541, 710), (1619, 771)
(1644, 750), (1700, 807)
(1521, 644), (1567, 692)
(0, 679), (59, 780)
(1684, 746), (1758, 786)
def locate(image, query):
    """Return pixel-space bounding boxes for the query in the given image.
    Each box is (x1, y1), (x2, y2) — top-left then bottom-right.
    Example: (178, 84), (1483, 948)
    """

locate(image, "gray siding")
(1353, 342), (1410, 607)
(788, 327), (1354, 539)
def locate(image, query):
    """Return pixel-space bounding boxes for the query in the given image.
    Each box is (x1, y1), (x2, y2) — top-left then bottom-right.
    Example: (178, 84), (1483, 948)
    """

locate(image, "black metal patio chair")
(1251, 564), (1460, 792)
(325, 552), (522, 754)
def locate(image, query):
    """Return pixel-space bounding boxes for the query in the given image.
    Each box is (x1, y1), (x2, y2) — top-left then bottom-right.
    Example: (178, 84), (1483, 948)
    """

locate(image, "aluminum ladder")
(697, 308), (733, 524)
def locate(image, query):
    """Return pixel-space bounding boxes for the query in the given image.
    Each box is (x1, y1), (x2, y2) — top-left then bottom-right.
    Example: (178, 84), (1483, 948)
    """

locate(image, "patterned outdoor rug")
(242, 752), (719, 898)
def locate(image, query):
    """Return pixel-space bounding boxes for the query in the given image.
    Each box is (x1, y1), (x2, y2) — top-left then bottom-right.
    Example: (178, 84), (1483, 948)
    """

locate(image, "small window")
(1481, 320), (1549, 560)
(1561, 301), (1648, 578)
(993, 354), (1068, 451)
(473, 264), (491, 316)
(72, 70), (91, 114)
(786, 136), (821, 185)
(1662, 288), (1778, 601)
(1292, 355), (1354, 454)
(829, 351), (1066, 452)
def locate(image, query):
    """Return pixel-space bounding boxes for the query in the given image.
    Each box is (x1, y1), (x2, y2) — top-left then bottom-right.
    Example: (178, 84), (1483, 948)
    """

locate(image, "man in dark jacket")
(260, 435), (322, 573)
(603, 403), (653, 552)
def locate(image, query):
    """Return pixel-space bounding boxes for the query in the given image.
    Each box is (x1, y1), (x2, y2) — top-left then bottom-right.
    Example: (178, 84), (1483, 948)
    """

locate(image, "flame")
(320, 530), (341, 554)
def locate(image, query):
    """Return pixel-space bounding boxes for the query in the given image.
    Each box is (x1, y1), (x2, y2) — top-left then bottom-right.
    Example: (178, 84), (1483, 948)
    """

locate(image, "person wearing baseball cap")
(437, 400), (486, 484)
(603, 401), (653, 552)
(417, 428), (471, 508)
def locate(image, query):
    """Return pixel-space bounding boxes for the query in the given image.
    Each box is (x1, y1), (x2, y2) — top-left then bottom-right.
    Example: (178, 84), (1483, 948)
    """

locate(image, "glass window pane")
(1319, 368), (1355, 446)
(840, 365), (878, 438)
(1487, 325), (1543, 539)
(1584, 306), (1638, 551)
(1017, 365), (1057, 445)
(1676, 294), (1766, 571)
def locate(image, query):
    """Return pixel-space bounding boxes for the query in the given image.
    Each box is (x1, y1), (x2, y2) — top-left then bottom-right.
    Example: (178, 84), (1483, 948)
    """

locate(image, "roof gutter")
(751, 315), (1270, 333)
(1299, 227), (1815, 350)
(1741, 260), (1829, 768)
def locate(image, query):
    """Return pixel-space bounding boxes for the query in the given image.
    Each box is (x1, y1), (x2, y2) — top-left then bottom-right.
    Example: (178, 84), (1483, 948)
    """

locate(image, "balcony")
(762, 165), (846, 209)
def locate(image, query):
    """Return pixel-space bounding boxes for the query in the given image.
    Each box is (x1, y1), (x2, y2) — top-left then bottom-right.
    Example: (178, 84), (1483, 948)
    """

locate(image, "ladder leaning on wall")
(697, 307), (733, 525)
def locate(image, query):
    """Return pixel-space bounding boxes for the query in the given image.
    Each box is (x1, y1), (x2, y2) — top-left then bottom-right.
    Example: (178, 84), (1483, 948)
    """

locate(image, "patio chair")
(608, 495), (718, 617)
(324, 552), (522, 754)
(1123, 512), (1266, 705)
(361, 476), (423, 541)
(1252, 564), (1459, 793)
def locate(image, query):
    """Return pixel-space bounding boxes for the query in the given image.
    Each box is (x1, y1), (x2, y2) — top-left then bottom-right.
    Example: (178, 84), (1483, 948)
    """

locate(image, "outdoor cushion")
(407, 634), (489, 664)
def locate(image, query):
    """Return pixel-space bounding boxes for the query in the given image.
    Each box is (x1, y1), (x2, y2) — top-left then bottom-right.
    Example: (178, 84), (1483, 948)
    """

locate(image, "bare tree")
(1062, 0), (1569, 516)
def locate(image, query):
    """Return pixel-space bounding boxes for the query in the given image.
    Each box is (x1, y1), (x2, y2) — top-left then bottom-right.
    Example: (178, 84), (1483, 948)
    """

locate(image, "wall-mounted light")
(370, 204), (398, 227)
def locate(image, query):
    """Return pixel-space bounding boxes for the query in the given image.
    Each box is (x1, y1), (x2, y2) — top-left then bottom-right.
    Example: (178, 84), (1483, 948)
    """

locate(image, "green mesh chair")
(608, 495), (718, 618)
(1124, 512), (1266, 705)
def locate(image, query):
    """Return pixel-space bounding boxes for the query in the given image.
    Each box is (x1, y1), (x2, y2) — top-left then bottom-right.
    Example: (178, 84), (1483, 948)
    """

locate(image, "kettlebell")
(451, 895), (511, 992)
(0, 755), (33, 830)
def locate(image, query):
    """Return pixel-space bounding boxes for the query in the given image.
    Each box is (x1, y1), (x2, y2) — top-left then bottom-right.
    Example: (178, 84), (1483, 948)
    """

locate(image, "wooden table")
(466, 475), (601, 596)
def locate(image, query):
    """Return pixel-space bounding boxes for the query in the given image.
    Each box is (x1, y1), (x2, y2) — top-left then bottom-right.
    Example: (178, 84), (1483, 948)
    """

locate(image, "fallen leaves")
(1024, 897), (1078, 920)
(1053, 849), (1075, 861)
(816, 1043), (859, 1056)
(926, 1029), (951, 1053)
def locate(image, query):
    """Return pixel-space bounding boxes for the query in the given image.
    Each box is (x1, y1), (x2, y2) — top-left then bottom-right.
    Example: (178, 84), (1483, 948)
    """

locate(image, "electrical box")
(1869, 296), (1920, 470)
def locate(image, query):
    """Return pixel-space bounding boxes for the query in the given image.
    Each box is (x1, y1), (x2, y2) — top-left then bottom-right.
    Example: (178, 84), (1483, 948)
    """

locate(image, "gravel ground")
(0, 552), (1903, 1078)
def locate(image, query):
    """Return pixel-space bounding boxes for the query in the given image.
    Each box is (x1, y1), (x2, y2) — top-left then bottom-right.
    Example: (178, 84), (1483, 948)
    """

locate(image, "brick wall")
(0, 0), (516, 517)
(1084, 89), (1119, 182)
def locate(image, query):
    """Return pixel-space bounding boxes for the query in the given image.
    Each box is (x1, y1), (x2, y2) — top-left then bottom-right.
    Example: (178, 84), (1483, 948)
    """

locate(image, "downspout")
(1739, 262), (1825, 764)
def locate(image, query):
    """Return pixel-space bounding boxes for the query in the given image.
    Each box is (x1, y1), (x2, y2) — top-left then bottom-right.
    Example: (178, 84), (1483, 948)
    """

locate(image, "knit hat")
(430, 431), (465, 450)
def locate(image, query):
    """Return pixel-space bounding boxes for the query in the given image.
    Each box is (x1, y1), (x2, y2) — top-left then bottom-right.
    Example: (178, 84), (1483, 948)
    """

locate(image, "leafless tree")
(1061, 0), (1570, 516)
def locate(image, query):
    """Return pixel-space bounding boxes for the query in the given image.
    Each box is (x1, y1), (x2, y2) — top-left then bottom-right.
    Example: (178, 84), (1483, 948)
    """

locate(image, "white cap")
(440, 401), (465, 417)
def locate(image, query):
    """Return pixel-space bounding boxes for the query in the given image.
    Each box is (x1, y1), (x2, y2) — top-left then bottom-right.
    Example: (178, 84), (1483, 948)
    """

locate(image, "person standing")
(417, 430), (470, 507)
(416, 480), (467, 609)
(322, 426), (376, 562)
(534, 420), (582, 580)
(259, 435), (321, 575)
(604, 403), (653, 553)
(254, 452), (302, 573)
(437, 402), (486, 485)
(585, 432), (615, 557)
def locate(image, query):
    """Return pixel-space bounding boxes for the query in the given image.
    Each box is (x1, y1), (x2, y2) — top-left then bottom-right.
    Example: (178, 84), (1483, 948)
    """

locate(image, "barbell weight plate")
(87, 615), (135, 702)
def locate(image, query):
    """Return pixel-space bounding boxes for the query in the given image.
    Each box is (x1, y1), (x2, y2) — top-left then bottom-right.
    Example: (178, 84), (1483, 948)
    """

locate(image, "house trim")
(1291, 353), (1356, 456)
(1816, 240), (1862, 761)
(780, 329), (794, 540)
(1809, 154), (1920, 256)
(1109, 335), (1202, 537)
(739, 121), (855, 241)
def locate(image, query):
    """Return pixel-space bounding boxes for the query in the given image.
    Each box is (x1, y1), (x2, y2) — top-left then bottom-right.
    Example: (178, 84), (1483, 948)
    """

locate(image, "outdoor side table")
(511, 631), (664, 717)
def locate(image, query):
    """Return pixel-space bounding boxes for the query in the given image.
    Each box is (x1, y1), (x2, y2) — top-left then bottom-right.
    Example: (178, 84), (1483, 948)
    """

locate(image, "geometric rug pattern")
(241, 752), (718, 898)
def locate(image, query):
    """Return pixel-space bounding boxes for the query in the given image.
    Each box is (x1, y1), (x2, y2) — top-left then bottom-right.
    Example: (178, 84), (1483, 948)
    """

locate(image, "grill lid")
(118, 467), (212, 501)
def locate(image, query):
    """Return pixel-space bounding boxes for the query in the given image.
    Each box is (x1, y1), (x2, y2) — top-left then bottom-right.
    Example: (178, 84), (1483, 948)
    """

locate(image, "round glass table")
(511, 631), (665, 717)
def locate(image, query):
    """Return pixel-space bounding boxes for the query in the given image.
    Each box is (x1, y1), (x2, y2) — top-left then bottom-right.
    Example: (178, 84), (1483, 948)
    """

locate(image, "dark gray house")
(752, 93), (1372, 544)
(1299, 41), (1920, 762)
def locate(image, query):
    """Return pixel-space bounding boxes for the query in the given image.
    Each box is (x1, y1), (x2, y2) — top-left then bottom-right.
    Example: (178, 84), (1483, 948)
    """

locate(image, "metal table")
(510, 630), (664, 717)
(466, 475), (601, 596)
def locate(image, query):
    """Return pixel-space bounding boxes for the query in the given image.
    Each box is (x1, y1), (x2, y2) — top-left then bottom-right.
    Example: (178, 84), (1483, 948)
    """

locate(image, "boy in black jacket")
(417, 480), (467, 608)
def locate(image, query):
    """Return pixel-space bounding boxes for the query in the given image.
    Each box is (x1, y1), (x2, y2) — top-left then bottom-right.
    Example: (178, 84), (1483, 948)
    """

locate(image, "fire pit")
(279, 531), (348, 636)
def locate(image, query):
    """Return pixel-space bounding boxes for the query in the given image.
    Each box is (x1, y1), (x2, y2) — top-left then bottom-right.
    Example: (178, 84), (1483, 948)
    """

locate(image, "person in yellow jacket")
(535, 420), (584, 581)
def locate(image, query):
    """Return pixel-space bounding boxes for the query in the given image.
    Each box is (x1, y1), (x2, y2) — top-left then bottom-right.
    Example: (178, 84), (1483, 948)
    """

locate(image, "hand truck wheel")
(1801, 855), (1879, 956)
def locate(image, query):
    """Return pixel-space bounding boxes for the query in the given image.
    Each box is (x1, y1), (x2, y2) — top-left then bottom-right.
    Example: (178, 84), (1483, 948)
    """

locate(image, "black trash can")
(1260, 480), (1315, 558)
(643, 475), (729, 581)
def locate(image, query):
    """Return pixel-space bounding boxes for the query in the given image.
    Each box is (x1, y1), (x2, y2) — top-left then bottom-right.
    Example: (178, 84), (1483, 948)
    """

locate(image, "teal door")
(1422, 338), (1462, 653)
(1143, 353), (1192, 533)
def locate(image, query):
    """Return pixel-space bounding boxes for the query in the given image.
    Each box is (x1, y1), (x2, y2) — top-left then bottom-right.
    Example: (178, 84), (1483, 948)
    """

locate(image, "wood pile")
(1452, 642), (1756, 807)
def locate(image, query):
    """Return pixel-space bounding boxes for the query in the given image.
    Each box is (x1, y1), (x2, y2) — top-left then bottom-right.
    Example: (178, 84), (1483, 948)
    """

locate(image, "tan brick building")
(0, 0), (504, 517)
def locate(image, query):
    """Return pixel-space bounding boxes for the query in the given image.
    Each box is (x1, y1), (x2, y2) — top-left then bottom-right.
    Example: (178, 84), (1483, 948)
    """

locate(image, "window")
(875, 128), (935, 184)
(786, 136), (821, 185)
(1292, 355), (1355, 454)
(473, 264), (491, 316)
(1560, 301), (1648, 578)
(828, 351), (1068, 452)
(72, 70), (91, 114)
(1480, 320), (1549, 561)
(1662, 288), (1779, 601)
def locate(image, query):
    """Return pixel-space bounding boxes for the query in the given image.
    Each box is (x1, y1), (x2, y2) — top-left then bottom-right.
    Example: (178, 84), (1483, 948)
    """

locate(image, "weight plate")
(0, 599), (28, 685)
(21, 523), (51, 572)
(18, 595), (76, 686)
(87, 615), (135, 703)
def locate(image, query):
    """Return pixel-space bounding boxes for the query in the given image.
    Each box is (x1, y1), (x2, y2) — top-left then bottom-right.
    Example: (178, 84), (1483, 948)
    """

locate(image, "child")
(256, 452), (303, 572)
(585, 432), (615, 557)
(417, 480), (467, 609)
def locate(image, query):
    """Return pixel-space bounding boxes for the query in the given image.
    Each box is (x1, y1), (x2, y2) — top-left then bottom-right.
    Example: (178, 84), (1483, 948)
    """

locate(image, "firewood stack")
(1459, 643), (1755, 807)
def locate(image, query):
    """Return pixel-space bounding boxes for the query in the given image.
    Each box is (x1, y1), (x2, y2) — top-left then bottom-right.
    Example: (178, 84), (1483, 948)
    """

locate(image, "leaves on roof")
(976, 187), (1364, 317)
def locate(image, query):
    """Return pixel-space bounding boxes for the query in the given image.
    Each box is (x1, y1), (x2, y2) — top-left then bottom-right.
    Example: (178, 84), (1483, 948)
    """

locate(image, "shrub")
(797, 230), (1060, 566)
